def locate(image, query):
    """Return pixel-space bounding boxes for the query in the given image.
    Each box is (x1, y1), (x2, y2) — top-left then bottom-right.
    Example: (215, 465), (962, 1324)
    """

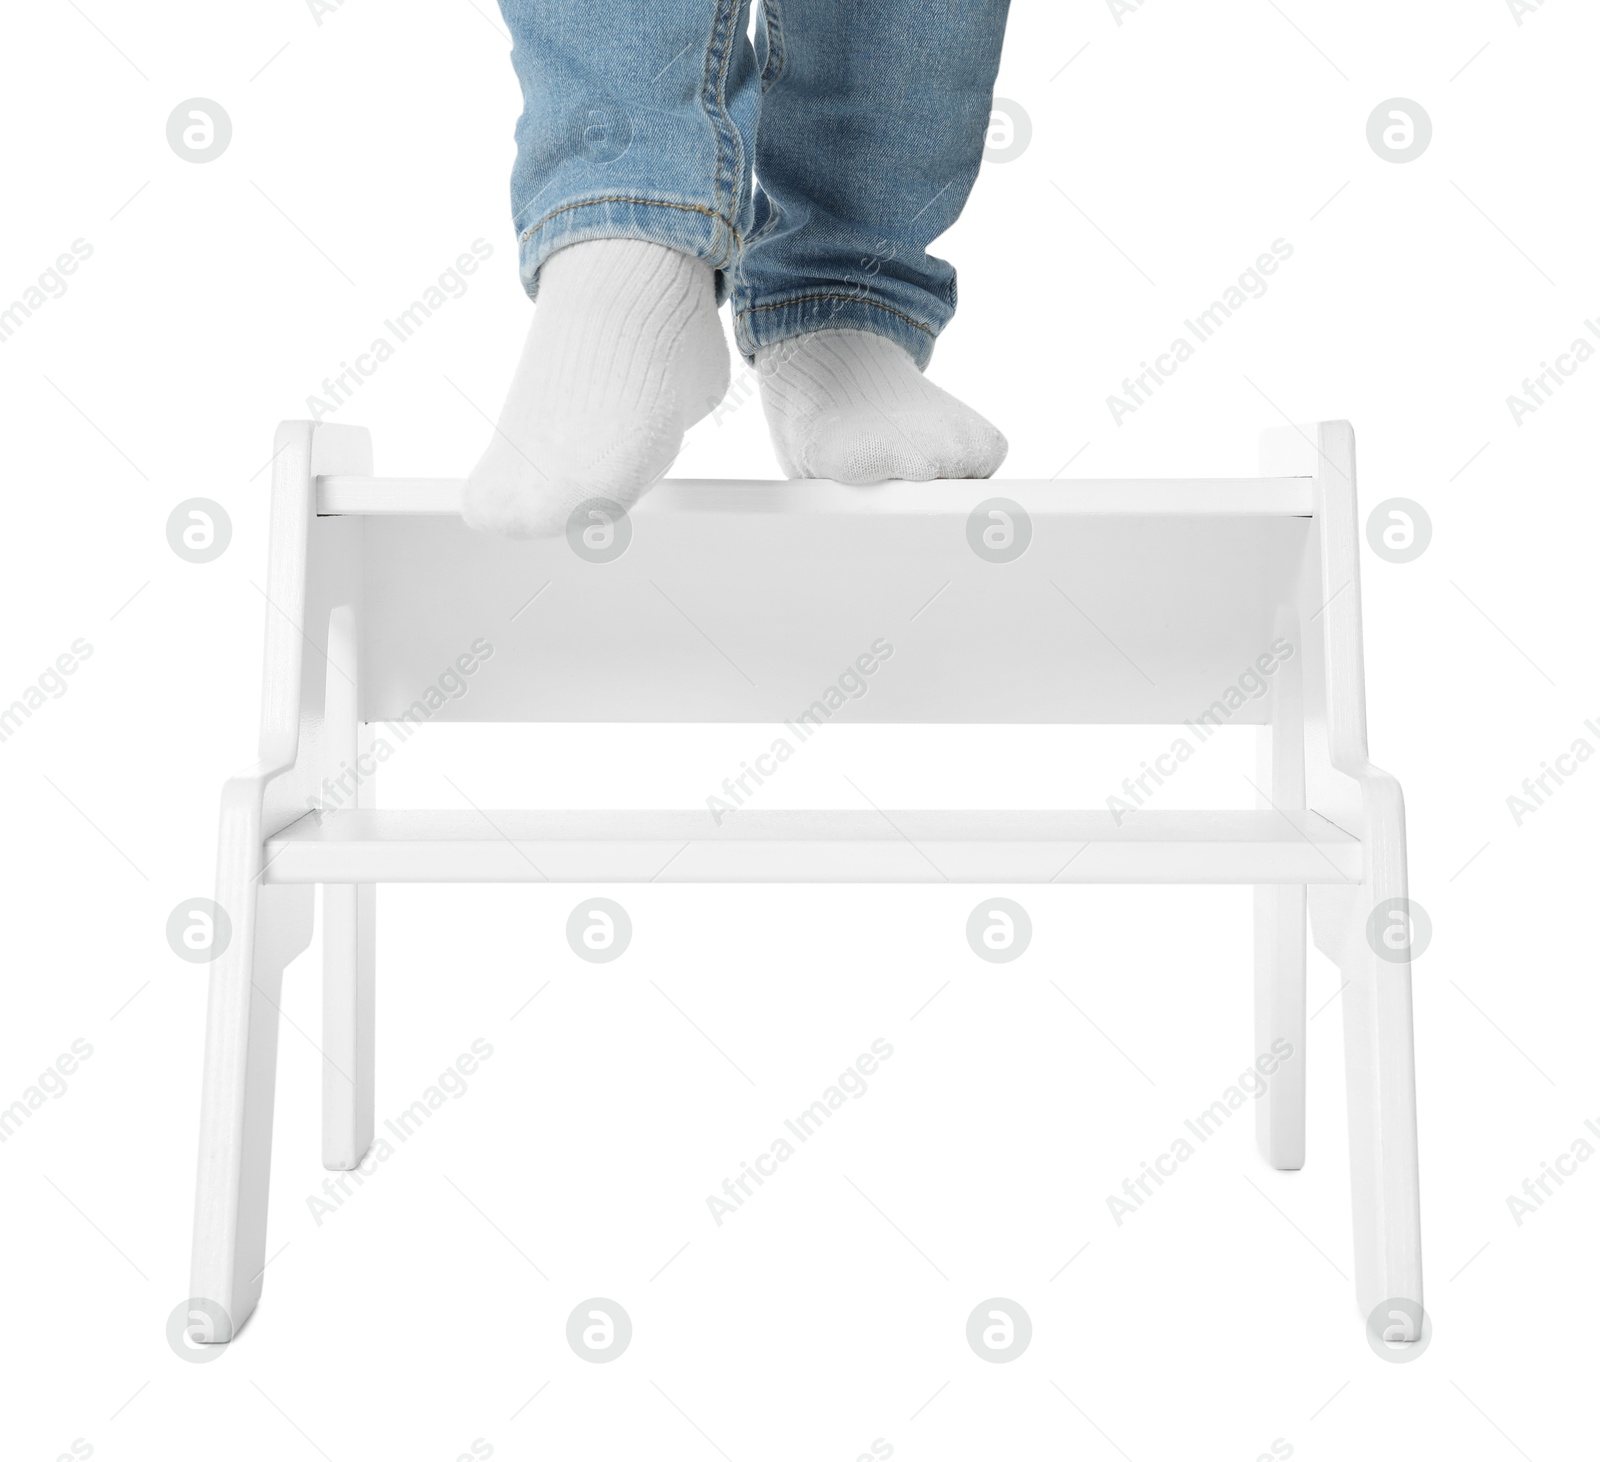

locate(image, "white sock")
(464, 238), (730, 537)
(756, 328), (1007, 483)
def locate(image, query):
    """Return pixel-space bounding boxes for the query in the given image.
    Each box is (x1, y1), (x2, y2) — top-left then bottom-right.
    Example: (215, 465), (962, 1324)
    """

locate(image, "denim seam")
(697, 7), (723, 229)
(518, 196), (745, 248)
(737, 294), (936, 337)
(717, 1), (741, 233)
(759, 0), (786, 92)
(699, 0), (744, 252)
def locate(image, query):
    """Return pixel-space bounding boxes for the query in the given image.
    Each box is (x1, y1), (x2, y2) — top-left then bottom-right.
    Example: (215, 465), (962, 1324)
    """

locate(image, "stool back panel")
(358, 512), (1312, 725)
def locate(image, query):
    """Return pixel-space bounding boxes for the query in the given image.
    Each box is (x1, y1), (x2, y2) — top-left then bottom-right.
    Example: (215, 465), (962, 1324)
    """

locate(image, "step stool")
(189, 418), (1423, 1341)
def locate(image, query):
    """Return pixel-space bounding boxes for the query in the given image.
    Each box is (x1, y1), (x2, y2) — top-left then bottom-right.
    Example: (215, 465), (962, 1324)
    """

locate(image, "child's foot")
(464, 238), (730, 537)
(756, 328), (1007, 483)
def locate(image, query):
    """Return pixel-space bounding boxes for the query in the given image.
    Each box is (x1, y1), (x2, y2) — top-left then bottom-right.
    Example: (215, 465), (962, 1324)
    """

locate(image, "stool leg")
(1253, 633), (1307, 1169)
(191, 871), (313, 1341)
(1254, 884), (1307, 1169)
(321, 604), (376, 1170)
(322, 881), (375, 1168)
(1311, 859), (1423, 1319)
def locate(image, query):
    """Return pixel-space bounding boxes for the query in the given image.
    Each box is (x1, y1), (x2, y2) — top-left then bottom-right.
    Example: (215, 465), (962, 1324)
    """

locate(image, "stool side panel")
(1279, 421), (1423, 1321)
(253, 424), (372, 837)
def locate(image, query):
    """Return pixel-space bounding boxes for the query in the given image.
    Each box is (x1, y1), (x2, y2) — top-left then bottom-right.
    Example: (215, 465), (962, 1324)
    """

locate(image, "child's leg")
(467, 0), (761, 536)
(736, 0), (1013, 482)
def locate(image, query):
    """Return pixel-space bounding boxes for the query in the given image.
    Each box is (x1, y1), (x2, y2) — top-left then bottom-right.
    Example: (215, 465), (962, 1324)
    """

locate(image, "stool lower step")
(264, 808), (1361, 884)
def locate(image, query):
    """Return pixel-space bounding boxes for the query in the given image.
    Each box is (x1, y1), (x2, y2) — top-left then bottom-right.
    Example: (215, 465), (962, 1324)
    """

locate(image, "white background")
(2, 1), (1596, 1459)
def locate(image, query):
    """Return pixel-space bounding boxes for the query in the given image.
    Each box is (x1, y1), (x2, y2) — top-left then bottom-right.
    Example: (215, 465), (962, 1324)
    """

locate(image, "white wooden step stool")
(189, 418), (1422, 1341)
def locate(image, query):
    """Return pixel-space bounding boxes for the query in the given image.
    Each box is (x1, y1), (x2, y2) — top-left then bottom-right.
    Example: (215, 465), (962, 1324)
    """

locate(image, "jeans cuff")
(517, 195), (743, 304)
(733, 292), (938, 369)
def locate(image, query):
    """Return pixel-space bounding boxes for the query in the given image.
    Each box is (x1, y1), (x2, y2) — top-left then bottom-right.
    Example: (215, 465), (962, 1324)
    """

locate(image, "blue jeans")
(498, 0), (1011, 367)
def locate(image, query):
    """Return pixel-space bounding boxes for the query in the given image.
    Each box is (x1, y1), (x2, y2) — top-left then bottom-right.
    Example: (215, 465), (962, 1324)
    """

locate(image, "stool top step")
(316, 476), (1316, 518)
